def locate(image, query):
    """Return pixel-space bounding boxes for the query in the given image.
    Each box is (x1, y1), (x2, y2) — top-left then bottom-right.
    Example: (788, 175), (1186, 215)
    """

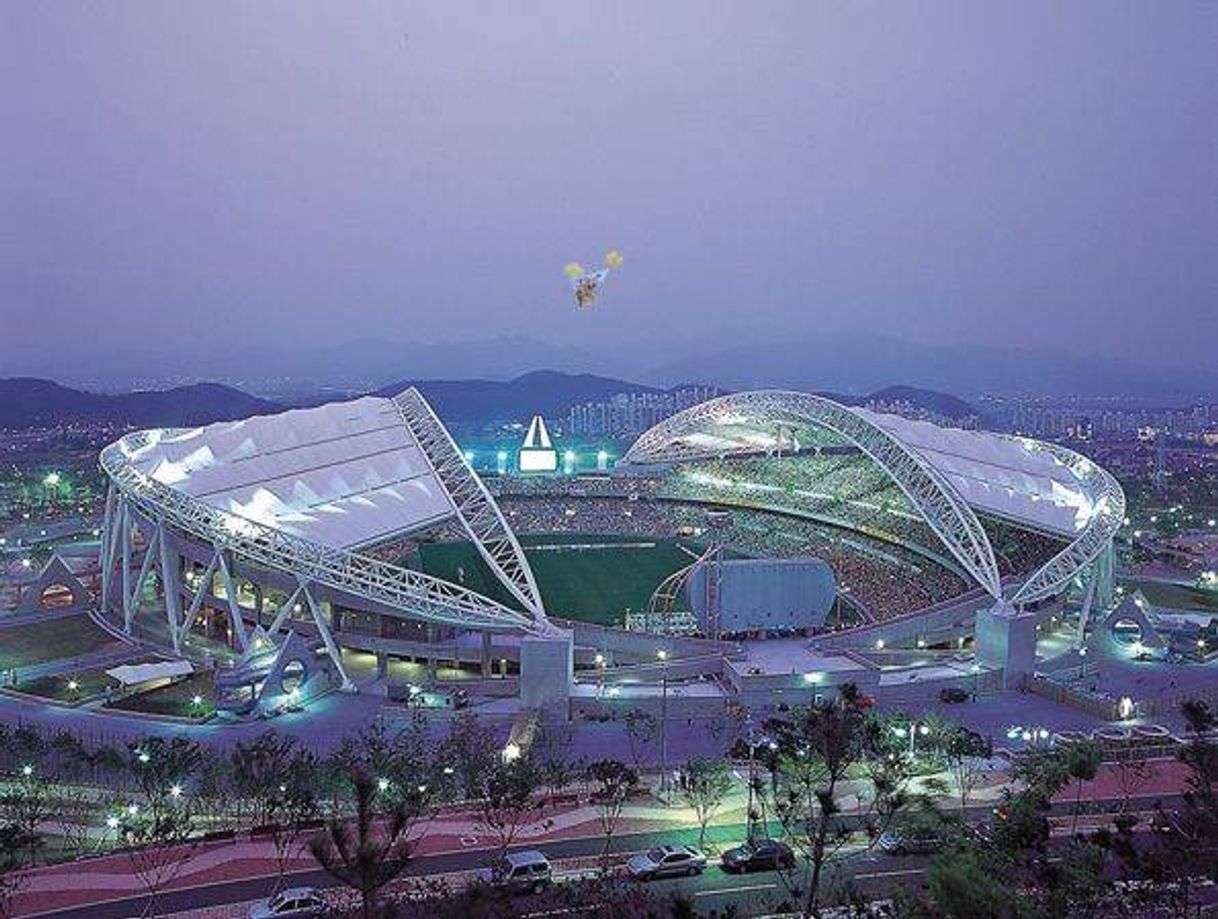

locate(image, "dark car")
(720, 838), (795, 873)
(939, 687), (971, 704)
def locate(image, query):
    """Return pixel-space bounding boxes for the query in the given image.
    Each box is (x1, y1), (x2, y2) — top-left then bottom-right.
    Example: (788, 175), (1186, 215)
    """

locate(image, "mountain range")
(7, 330), (1215, 402)
(0, 373), (978, 430)
(0, 378), (278, 429)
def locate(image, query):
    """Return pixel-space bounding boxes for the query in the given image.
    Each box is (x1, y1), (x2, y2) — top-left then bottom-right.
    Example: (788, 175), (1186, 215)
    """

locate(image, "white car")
(248, 887), (328, 919)
(626, 844), (707, 880)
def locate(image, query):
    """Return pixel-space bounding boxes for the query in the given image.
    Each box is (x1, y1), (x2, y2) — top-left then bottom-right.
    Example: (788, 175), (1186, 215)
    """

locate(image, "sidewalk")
(10, 761), (1190, 917)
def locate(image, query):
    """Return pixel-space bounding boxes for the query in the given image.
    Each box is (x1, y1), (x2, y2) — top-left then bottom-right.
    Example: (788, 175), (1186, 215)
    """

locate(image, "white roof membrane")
(856, 410), (1093, 534)
(121, 397), (457, 549)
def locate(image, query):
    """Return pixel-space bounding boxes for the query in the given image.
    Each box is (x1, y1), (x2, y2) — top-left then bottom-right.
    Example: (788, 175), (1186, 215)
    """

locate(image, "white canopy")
(119, 396), (457, 549)
(106, 659), (194, 687)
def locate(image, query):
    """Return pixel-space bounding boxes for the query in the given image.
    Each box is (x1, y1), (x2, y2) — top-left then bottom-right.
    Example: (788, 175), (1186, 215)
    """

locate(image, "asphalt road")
(25, 796), (1186, 919)
(23, 822), (928, 919)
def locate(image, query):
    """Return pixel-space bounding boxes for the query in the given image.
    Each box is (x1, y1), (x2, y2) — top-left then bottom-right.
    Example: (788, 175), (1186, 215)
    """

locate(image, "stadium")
(91, 387), (1125, 718)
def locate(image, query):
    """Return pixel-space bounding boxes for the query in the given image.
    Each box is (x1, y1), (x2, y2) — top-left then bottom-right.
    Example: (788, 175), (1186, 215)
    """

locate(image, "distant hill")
(858, 385), (978, 420)
(0, 378), (281, 429)
(375, 370), (664, 422)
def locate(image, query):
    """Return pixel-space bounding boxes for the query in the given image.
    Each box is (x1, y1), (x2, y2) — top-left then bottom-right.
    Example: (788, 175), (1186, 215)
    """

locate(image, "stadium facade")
(96, 387), (1124, 716)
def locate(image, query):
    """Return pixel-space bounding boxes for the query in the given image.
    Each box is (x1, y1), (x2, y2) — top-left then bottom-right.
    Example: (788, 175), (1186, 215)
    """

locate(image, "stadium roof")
(622, 390), (1125, 605)
(119, 396), (454, 550)
(857, 409), (1094, 535)
(103, 388), (548, 629)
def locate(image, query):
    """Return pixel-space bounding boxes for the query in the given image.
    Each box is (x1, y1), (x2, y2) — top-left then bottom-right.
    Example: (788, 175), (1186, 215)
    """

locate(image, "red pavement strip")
(12, 807), (674, 917)
(14, 761), (1192, 917)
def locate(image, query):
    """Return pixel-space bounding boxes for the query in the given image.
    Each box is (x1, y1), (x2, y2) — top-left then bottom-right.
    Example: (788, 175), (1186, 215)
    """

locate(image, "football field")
(416, 534), (699, 626)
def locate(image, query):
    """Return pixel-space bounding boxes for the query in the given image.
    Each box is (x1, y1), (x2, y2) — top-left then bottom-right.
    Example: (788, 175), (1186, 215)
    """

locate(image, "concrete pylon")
(974, 600), (1038, 688)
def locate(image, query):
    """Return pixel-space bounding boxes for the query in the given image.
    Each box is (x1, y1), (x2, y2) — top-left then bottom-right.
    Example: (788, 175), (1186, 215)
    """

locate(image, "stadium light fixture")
(21, 765), (33, 778)
(43, 472), (61, 488)
(105, 815), (120, 830)
(170, 784), (182, 798)
(377, 777), (390, 792)
(502, 743), (521, 762)
(803, 672), (822, 684)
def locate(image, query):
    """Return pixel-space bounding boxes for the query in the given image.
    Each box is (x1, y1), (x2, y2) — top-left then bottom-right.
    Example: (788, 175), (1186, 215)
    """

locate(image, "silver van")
(477, 849), (553, 894)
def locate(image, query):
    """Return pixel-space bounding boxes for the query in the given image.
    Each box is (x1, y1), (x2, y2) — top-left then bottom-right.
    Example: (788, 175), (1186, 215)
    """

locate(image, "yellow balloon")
(604, 250), (623, 268)
(563, 262), (585, 278)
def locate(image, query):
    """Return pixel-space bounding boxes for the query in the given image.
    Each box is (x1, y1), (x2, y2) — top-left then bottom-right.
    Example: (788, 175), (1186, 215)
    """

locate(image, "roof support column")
(300, 581), (354, 692)
(216, 549), (249, 652)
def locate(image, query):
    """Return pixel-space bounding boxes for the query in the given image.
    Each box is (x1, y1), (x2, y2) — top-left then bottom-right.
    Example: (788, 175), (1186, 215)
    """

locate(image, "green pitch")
(415, 534), (700, 626)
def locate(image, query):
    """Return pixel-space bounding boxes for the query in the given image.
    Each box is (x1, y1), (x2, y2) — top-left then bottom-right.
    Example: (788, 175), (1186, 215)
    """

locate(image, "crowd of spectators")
(362, 457), (1063, 625)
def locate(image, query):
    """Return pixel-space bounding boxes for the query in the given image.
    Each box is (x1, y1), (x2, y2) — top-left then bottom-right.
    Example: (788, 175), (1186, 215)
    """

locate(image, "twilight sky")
(2, 1), (1216, 378)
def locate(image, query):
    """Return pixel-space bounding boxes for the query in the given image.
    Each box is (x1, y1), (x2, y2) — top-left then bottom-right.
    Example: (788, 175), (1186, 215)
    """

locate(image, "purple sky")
(2, 1), (1216, 376)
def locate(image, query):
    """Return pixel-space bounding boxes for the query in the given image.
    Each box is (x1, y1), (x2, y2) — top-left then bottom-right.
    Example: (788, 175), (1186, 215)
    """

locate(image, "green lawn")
(1124, 579), (1218, 612)
(417, 534), (702, 626)
(107, 671), (216, 718)
(17, 667), (121, 702)
(0, 615), (122, 670)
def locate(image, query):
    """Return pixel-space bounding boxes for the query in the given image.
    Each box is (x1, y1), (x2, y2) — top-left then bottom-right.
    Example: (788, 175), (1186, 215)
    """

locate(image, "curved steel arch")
(100, 433), (544, 634)
(622, 391), (1003, 599)
(1008, 440), (1125, 606)
(393, 388), (547, 621)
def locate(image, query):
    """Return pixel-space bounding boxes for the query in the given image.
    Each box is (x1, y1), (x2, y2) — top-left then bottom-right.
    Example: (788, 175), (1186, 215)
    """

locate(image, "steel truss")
(393, 388), (547, 621)
(100, 433), (540, 635)
(1008, 440), (1125, 606)
(623, 391), (1005, 599)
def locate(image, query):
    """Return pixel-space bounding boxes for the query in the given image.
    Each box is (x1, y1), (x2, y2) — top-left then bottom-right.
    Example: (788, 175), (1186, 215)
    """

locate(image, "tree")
(308, 771), (424, 919)
(584, 759), (638, 872)
(121, 736), (204, 917)
(941, 726), (992, 812)
(231, 734), (321, 893)
(437, 711), (498, 802)
(765, 684), (911, 917)
(1110, 747), (1157, 815)
(1064, 741), (1102, 835)
(477, 754), (544, 863)
(231, 732), (291, 826)
(0, 823), (39, 919)
(676, 757), (734, 848)
(0, 767), (48, 866)
(623, 709), (658, 768)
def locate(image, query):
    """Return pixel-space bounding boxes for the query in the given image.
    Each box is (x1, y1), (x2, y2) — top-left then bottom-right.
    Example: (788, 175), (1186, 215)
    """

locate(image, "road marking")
(695, 882), (778, 898)
(854, 867), (925, 880)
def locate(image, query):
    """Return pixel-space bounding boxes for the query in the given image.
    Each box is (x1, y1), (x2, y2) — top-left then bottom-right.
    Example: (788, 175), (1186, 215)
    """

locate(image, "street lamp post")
(658, 649), (669, 797)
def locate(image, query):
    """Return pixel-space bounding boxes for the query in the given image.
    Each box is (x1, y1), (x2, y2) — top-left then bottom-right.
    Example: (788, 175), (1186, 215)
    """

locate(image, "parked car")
(878, 828), (944, 856)
(720, 838), (795, 873)
(627, 844), (707, 880)
(476, 849), (553, 894)
(248, 887), (328, 919)
(938, 687), (971, 703)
